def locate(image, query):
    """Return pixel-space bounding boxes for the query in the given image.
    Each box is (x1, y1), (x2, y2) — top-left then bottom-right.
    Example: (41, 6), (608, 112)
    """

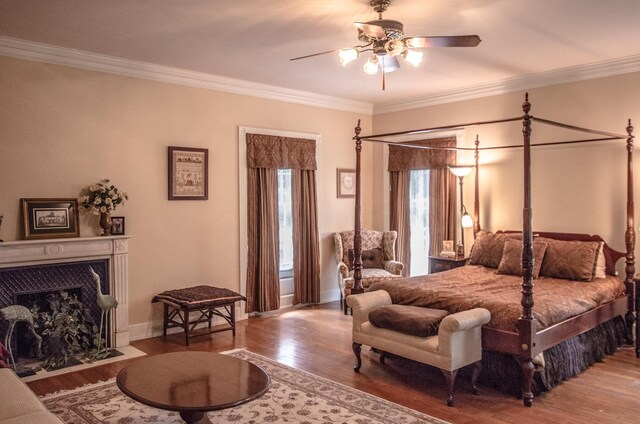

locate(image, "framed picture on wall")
(20, 198), (80, 240)
(336, 168), (356, 198)
(168, 146), (209, 200)
(111, 216), (125, 235)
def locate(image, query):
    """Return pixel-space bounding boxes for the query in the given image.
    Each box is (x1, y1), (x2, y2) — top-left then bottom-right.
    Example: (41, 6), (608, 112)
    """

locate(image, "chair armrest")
(384, 260), (404, 275)
(347, 290), (392, 329)
(337, 261), (349, 278)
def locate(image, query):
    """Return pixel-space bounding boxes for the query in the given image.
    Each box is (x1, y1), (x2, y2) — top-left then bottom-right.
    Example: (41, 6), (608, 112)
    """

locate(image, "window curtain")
(246, 133), (319, 313)
(246, 168), (280, 312)
(292, 170), (320, 304)
(388, 137), (457, 266)
(389, 171), (411, 275)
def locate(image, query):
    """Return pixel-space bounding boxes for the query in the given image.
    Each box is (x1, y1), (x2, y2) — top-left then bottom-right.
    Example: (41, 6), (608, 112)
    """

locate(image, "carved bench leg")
(441, 369), (458, 407)
(471, 360), (482, 395)
(380, 351), (387, 365)
(521, 360), (535, 407)
(353, 342), (362, 372)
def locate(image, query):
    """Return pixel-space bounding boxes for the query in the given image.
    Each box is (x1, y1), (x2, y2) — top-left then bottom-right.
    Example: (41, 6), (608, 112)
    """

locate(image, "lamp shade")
(448, 165), (473, 177)
(461, 212), (473, 228)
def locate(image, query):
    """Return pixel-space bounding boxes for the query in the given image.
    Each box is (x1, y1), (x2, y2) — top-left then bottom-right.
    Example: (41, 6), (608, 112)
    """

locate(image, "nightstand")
(428, 256), (468, 274)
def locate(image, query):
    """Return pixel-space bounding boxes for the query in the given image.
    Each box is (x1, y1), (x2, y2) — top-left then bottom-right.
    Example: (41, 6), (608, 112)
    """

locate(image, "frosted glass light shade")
(448, 165), (473, 177)
(461, 212), (474, 228)
(363, 56), (379, 75)
(338, 48), (358, 66)
(403, 49), (423, 67)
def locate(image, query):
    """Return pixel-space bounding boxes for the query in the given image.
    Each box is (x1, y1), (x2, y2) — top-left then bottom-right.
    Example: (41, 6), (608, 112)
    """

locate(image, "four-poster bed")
(349, 93), (639, 406)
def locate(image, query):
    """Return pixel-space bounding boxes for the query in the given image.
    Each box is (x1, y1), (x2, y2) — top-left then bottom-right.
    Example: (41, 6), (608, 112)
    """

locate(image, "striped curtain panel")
(389, 171), (411, 276)
(292, 169), (320, 304)
(246, 167), (280, 313)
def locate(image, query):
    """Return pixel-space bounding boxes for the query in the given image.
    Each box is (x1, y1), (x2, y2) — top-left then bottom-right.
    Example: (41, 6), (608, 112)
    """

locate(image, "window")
(277, 169), (293, 278)
(409, 169), (430, 276)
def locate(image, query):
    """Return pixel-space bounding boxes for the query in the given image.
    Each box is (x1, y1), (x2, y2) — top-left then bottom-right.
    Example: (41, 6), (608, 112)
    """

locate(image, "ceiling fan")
(290, 0), (481, 89)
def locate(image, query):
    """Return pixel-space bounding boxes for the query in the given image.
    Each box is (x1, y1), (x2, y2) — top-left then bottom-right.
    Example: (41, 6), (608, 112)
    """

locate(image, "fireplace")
(1, 260), (109, 358)
(0, 236), (130, 352)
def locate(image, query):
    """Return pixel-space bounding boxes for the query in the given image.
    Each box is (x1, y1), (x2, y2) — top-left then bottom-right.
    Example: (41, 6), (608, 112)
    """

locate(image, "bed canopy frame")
(350, 93), (639, 406)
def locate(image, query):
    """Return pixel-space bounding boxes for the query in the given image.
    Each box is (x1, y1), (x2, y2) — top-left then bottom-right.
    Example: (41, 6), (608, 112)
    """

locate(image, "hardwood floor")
(28, 301), (640, 424)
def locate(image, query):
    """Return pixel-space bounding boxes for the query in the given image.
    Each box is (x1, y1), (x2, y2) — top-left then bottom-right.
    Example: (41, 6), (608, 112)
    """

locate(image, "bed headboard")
(496, 230), (624, 276)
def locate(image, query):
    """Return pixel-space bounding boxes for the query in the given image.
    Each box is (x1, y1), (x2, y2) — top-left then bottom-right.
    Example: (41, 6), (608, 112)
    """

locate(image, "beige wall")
(0, 56), (373, 331)
(372, 72), (640, 274)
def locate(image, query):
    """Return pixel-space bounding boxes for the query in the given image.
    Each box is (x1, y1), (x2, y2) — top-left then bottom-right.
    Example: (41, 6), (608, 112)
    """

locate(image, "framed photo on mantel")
(168, 146), (208, 200)
(21, 198), (80, 240)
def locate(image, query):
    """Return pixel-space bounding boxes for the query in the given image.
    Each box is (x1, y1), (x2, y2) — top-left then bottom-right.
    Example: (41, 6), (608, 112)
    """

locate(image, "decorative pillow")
(497, 239), (548, 278)
(469, 231), (521, 269)
(539, 238), (601, 281)
(369, 305), (449, 338)
(349, 248), (384, 269)
(593, 242), (606, 279)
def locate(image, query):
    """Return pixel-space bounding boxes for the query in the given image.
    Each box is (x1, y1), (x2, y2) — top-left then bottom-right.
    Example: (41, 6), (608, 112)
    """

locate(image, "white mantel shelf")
(0, 236), (131, 347)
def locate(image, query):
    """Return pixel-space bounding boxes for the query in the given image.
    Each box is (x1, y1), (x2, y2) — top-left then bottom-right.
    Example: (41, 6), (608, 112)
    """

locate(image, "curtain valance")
(247, 133), (317, 170)
(388, 137), (457, 171)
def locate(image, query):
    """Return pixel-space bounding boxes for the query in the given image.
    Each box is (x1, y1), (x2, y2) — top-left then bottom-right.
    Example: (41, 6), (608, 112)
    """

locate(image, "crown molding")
(0, 36), (372, 115)
(373, 54), (640, 115)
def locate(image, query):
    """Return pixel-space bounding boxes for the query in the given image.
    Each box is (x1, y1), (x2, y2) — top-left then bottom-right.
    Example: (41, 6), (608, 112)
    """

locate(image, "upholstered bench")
(347, 290), (490, 406)
(152, 285), (245, 346)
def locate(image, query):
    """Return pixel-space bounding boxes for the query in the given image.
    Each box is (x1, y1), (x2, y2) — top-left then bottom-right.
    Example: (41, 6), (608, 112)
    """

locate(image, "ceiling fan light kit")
(290, 0), (481, 90)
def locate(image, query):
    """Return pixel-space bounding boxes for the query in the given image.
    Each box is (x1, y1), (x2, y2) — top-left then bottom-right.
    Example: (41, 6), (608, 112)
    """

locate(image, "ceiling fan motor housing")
(357, 19), (404, 43)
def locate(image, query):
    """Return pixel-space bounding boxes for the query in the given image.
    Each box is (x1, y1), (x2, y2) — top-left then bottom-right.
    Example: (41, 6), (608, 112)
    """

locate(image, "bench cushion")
(368, 305), (449, 337)
(152, 285), (245, 308)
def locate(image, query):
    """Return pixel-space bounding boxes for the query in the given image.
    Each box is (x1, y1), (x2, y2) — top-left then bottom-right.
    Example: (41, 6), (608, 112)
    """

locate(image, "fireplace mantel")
(0, 236), (131, 347)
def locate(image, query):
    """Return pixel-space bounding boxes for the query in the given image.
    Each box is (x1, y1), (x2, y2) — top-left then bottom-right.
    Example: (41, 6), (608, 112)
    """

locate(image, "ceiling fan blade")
(404, 35), (481, 48)
(354, 22), (386, 39)
(290, 49), (338, 61)
(380, 55), (400, 73)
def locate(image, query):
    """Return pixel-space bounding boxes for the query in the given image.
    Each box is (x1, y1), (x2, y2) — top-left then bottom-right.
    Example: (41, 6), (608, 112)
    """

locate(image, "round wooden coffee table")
(116, 351), (270, 424)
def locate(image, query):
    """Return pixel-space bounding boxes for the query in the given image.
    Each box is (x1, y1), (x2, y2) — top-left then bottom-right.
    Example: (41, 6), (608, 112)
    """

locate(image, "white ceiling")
(1, 0), (639, 108)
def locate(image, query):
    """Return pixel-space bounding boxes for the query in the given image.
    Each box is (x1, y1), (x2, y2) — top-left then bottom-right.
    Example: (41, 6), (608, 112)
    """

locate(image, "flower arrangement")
(79, 179), (127, 215)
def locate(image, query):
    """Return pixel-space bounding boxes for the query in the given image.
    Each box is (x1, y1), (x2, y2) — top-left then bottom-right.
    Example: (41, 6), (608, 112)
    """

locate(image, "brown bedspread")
(368, 265), (625, 332)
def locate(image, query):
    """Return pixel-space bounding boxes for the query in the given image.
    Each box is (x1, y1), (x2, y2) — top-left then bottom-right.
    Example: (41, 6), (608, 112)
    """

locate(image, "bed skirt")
(480, 316), (626, 396)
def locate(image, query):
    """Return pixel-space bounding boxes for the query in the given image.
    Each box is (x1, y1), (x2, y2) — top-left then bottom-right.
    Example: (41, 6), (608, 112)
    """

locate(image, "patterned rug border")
(42, 348), (450, 424)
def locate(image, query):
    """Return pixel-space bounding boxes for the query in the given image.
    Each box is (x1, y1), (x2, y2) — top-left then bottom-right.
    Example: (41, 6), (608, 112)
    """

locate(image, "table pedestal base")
(179, 411), (210, 424)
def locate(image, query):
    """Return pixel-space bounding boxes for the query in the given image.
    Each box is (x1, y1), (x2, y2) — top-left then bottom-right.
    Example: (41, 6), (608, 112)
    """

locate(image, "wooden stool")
(152, 285), (245, 346)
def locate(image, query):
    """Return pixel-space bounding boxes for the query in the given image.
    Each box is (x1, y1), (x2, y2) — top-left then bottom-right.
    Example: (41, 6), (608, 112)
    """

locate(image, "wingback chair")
(333, 229), (404, 314)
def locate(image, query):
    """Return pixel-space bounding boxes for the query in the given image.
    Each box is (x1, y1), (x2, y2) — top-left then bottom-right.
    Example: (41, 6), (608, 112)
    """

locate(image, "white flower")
(100, 206), (107, 213)
(105, 197), (112, 205)
(93, 197), (101, 205)
(89, 185), (97, 192)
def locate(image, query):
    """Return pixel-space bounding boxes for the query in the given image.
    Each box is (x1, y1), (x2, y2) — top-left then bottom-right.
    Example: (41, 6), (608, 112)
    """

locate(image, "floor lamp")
(448, 165), (474, 258)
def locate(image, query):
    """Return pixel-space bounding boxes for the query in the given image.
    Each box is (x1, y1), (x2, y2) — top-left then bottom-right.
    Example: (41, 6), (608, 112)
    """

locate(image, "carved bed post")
(352, 120), (364, 294)
(518, 93), (536, 407)
(625, 120), (638, 357)
(473, 135), (481, 235)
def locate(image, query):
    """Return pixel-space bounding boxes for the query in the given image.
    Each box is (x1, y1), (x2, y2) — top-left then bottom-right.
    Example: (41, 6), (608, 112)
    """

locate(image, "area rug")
(42, 349), (449, 424)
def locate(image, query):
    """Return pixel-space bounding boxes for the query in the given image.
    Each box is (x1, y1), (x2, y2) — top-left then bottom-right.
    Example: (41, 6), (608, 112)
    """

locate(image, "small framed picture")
(440, 240), (455, 258)
(21, 198), (80, 240)
(336, 168), (356, 198)
(168, 146), (208, 200)
(111, 216), (125, 235)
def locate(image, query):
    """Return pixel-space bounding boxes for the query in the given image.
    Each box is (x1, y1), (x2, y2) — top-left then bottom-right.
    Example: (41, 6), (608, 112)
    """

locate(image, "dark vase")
(99, 212), (112, 236)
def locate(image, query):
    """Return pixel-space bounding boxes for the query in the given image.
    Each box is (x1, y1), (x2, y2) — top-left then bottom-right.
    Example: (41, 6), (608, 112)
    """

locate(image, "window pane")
(277, 169), (294, 274)
(409, 170), (430, 276)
